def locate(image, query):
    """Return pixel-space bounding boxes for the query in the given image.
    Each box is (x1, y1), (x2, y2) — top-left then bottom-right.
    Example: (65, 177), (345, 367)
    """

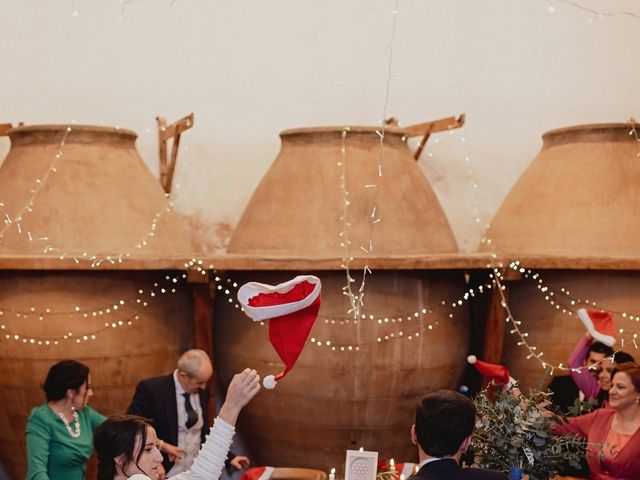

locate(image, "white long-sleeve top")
(129, 417), (235, 480)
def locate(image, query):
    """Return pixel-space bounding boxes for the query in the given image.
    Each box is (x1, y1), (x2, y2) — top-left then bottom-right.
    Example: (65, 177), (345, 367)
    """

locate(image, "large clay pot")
(216, 126), (468, 470)
(0, 125), (194, 479)
(480, 123), (640, 390)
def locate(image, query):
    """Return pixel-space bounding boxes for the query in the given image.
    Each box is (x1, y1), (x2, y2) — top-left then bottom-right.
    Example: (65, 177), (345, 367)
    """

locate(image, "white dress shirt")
(167, 370), (205, 477)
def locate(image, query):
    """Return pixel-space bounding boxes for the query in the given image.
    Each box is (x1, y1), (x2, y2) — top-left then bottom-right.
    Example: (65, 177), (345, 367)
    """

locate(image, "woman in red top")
(555, 362), (640, 479)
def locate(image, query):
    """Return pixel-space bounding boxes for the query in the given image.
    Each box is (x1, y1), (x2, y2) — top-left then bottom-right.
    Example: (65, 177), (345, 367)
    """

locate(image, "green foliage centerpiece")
(472, 387), (586, 480)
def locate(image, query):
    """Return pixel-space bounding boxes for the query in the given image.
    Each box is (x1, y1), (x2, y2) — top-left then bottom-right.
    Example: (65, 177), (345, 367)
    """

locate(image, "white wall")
(1, 0), (638, 253)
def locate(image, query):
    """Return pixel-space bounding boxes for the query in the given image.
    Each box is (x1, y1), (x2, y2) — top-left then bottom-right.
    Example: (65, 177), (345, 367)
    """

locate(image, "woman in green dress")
(26, 360), (106, 480)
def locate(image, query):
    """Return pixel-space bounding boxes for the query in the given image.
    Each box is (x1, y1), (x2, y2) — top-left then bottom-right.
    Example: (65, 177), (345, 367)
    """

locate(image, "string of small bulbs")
(0, 124), (176, 267)
(628, 117), (640, 158)
(213, 270), (496, 351)
(1, 312), (141, 346)
(510, 261), (640, 321)
(0, 273), (185, 319)
(0, 127), (70, 244)
(0, 273), (186, 346)
(338, 1), (400, 320)
(546, 0), (640, 22)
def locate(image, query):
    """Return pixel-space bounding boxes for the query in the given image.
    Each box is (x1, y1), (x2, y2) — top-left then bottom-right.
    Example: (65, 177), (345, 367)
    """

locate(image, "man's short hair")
(613, 351), (635, 364)
(177, 349), (211, 377)
(415, 390), (476, 458)
(589, 342), (614, 357)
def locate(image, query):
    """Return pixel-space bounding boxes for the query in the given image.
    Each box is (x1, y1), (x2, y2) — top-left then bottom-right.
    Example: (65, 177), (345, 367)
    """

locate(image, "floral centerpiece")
(472, 387), (586, 480)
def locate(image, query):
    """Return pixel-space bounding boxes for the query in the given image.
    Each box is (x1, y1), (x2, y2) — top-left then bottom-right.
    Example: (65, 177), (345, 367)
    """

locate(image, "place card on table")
(345, 449), (378, 480)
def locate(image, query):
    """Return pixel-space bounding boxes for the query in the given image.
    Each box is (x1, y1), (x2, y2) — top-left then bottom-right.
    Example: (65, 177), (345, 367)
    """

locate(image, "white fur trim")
(263, 375), (277, 389)
(577, 308), (616, 347)
(238, 275), (321, 321)
(577, 308), (594, 332)
(259, 467), (275, 480)
(467, 355), (477, 364)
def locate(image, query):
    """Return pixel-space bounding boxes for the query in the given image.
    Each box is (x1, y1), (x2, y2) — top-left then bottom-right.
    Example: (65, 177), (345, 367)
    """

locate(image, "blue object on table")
(508, 467), (524, 480)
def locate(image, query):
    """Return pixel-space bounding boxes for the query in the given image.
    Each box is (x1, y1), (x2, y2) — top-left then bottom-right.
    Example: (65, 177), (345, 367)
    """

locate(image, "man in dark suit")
(127, 349), (249, 477)
(410, 390), (506, 480)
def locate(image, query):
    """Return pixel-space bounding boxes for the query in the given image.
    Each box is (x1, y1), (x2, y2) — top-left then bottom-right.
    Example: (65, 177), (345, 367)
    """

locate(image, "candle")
(329, 468), (335, 480)
(390, 459), (395, 469)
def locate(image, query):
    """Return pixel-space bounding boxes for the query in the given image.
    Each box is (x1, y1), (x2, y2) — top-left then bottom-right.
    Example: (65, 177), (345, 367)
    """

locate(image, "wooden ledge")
(1, 253), (640, 271)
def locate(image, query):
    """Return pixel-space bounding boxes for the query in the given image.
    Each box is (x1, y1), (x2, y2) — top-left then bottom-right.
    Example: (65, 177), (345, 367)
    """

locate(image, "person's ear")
(460, 435), (472, 453)
(114, 454), (126, 474)
(66, 388), (76, 402)
(410, 424), (418, 445)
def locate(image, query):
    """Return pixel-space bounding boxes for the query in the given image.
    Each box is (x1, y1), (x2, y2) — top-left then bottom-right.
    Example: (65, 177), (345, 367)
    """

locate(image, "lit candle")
(329, 468), (335, 480)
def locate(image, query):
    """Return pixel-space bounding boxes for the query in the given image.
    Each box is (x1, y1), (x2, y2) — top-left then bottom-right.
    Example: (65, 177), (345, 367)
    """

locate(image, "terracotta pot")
(480, 124), (640, 390)
(227, 126), (458, 256)
(0, 125), (192, 258)
(483, 123), (640, 257)
(0, 125), (194, 479)
(217, 126), (468, 470)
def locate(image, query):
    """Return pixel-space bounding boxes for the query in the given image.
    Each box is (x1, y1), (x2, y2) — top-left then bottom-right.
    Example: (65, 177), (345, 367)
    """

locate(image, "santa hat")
(576, 308), (616, 347)
(240, 467), (274, 480)
(467, 355), (516, 388)
(238, 275), (321, 389)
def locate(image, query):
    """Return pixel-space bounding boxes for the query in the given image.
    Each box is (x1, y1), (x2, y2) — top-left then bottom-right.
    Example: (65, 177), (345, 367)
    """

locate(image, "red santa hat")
(467, 355), (516, 388)
(238, 275), (321, 389)
(240, 467), (274, 480)
(576, 308), (616, 347)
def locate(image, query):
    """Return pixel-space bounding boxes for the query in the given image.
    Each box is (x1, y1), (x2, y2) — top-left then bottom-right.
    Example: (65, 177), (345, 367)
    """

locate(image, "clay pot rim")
(280, 125), (408, 137)
(543, 122), (639, 139)
(8, 124), (137, 138)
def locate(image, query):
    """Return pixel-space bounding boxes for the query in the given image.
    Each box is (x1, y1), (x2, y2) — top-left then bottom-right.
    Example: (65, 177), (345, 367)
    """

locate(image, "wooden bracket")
(0, 122), (22, 137)
(404, 114), (466, 161)
(156, 113), (194, 193)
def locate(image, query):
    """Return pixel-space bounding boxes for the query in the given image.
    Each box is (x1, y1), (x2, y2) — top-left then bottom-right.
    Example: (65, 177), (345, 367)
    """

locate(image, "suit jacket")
(547, 374), (580, 414)
(547, 374), (607, 415)
(412, 459), (507, 480)
(127, 374), (210, 471)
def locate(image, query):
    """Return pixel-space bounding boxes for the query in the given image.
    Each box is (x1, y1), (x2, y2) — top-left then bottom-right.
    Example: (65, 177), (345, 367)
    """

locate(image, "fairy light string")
(0, 124), (177, 267)
(0, 272), (187, 346)
(0, 127), (70, 244)
(212, 271), (496, 351)
(546, 0), (640, 22)
(628, 117), (640, 158)
(0, 273), (185, 319)
(338, 1), (401, 320)
(491, 266), (636, 377)
(510, 261), (640, 321)
(338, 128), (360, 318)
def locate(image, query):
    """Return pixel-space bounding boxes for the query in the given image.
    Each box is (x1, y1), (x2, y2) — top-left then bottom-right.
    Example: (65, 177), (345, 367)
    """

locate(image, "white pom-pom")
(263, 375), (277, 389)
(467, 355), (477, 364)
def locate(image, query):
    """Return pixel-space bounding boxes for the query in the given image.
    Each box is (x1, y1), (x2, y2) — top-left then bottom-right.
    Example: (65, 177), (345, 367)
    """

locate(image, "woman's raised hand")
(219, 369), (261, 425)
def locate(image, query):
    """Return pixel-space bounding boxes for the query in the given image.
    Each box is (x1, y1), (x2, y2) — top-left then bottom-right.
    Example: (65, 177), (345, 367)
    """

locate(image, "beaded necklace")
(57, 410), (81, 438)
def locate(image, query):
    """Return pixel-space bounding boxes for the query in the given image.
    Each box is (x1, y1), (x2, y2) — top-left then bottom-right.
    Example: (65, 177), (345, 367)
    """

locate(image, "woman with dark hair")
(26, 359), (106, 480)
(94, 368), (260, 480)
(555, 362), (640, 479)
